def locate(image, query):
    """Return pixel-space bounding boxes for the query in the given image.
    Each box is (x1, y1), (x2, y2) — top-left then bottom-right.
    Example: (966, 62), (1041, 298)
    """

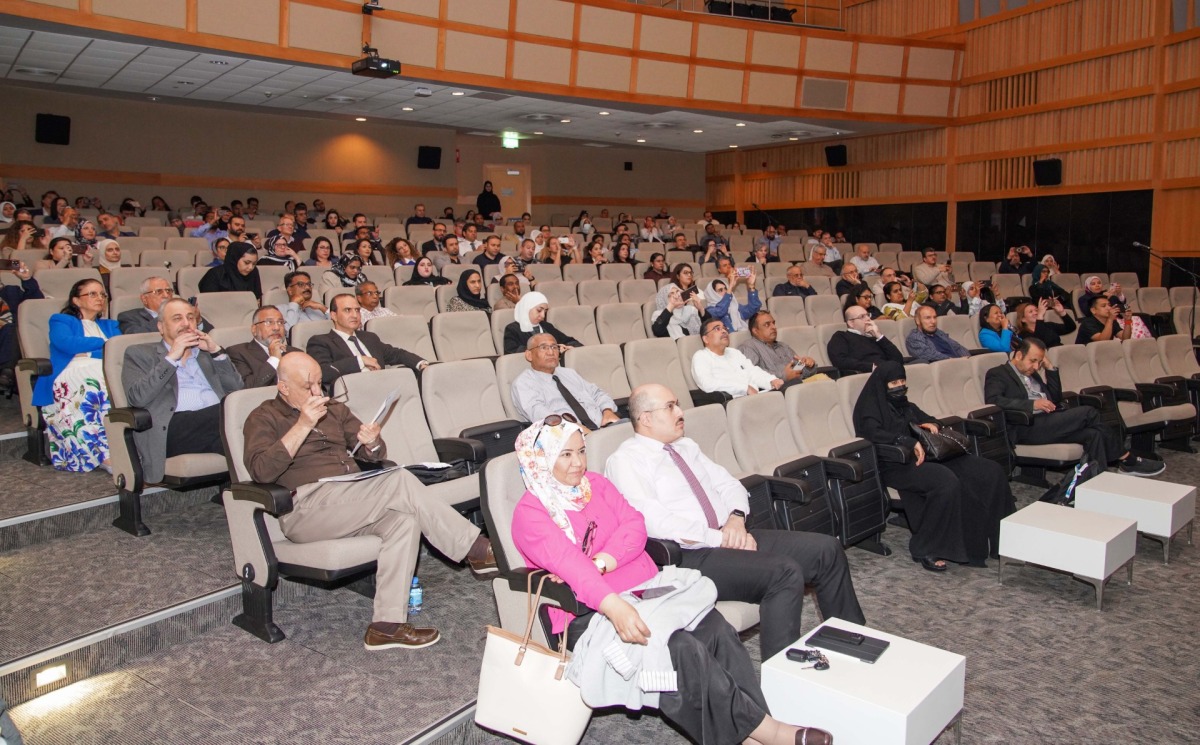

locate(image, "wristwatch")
(730, 509), (746, 520)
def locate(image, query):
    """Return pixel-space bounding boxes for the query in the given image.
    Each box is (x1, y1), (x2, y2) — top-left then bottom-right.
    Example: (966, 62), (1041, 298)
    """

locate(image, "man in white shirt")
(356, 282), (396, 324)
(604, 383), (865, 660)
(848, 244), (880, 277)
(691, 319), (782, 398)
(510, 333), (620, 429)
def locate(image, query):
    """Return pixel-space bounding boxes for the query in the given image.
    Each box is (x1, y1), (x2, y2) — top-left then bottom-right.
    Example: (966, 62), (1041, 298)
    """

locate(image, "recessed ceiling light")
(693, 129), (703, 134)
(451, 91), (465, 96)
(599, 111), (610, 116)
(401, 106), (414, 111)
(148, 96), (158, 102)
(788, 137), (799, 141)
(729, 144), (738, 148)
(736, 122), (747, 127)
(533, 131), (543, 135)
(636, 138), (646, 143)
(560, 118), (571, 123)
(355, 117), (367, 122)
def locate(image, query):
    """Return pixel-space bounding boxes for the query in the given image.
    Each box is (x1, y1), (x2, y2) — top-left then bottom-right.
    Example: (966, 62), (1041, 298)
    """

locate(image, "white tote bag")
(475, 573), (592, 745)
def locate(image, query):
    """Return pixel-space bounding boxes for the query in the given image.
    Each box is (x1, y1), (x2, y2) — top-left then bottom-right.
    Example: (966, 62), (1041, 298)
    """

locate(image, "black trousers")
(678, 530), (865, 661)
(1012, 406), (1124, 465)
(165, 405), (225, 458)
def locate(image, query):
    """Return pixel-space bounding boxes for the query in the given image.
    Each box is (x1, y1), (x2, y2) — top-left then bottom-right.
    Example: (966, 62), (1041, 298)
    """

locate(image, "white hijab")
(514, 290), (549, 332)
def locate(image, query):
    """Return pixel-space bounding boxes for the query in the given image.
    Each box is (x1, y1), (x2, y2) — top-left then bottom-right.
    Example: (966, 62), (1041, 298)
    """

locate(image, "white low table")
(761, 619), (965, 745)
(999, 501), (1137, 609)
(1073, 472), (1195, 564)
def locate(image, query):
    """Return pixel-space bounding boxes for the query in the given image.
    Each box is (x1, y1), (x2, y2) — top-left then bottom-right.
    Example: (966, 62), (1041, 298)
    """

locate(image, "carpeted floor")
(9, 452), (1200, 744)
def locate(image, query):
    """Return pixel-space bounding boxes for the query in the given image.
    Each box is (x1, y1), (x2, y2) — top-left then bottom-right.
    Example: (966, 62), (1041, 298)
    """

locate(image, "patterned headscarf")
(515, 419), (592, 543)
(74, 219), (97, 248)
(332, 251), (365, 287)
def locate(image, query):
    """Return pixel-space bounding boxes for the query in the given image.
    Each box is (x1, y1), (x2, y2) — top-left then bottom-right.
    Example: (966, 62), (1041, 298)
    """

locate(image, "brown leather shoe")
(796, 727), (833, 745)
(468, 541), (498, 576)
(364, 621), (440, 651)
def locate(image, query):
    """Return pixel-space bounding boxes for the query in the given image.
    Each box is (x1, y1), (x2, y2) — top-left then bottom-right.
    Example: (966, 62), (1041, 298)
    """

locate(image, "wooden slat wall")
(711, 0), (1200, 281)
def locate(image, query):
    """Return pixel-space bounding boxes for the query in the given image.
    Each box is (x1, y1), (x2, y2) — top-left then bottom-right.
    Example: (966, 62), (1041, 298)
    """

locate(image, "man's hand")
(600, 409), (621, 426)
(356, 422), (382, 447)
(598, 594), (651, 645)
(1033, 399), (1057, 413)
(12, 262), (30, 281)
(913, 441), (926, 467)
(298, 394), (328, 429)
(287, 286), (307, 304)
(746, 268), (757, 290)
(167, 331), (201, 361)
(720, 514), (757, 551)
(770, 378), (784, 390)
(864, 320), (880, 338)
(746, 386), (758, 396)
(267, 338), (288, 359)
(302, 300), (327, 313)
(361, 356), (381, 371)
(194, 330), (220, 354)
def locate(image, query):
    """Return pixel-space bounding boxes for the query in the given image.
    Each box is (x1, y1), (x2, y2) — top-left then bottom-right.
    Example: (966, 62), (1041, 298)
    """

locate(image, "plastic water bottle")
(408, 576), (424, 615)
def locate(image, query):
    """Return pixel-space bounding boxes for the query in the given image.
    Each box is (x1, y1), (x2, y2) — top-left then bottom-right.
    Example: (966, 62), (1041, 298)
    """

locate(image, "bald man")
(604, 383), (864, 661)
(241, 352), (495, 651)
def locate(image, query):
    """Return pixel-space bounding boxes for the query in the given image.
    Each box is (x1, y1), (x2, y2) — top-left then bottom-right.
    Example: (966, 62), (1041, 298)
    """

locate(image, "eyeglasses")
(289, 281), (312, 289)
(79, 291), (108, 299)
(644, 400), (681, 414)
(847, 314), (868, 322)
(253, 318), (285, 327)
(142, 288), (172, 297)
(328, 390), (349, 404)
(532, 343), (559, 353)
(358, 290), (382, 297)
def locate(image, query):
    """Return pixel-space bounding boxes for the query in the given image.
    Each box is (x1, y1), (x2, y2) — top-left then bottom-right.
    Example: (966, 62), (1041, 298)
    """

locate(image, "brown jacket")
(243, 395), (388, 490)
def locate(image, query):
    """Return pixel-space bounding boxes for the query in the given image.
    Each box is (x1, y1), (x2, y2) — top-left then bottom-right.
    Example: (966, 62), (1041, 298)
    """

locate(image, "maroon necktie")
(663, 443), (720, 529)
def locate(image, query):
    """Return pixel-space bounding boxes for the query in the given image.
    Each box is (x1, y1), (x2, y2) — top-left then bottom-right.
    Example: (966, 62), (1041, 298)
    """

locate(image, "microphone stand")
(750, 202), (783, 231)
(1132, 242), (1200, 342)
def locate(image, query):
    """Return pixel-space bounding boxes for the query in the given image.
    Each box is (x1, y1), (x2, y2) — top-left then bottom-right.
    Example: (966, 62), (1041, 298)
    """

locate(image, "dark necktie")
(348, 335), (368, 355)
(663, 443), (720, 529)
(552, 375), (598, 430)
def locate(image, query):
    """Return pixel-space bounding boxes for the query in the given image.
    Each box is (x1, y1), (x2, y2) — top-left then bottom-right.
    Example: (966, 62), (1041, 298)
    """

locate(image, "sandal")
(912, 556), (948, 572)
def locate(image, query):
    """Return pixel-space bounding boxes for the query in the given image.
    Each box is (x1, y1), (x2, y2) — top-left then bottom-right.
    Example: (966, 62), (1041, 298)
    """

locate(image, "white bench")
(1073, 472), (1195, 564)
(999, 501), (1137, 610)
(761, 619), (966, 745)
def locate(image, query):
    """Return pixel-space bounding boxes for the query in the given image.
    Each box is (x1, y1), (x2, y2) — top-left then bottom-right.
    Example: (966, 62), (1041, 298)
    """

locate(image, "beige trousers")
(280, 469), (480, 623)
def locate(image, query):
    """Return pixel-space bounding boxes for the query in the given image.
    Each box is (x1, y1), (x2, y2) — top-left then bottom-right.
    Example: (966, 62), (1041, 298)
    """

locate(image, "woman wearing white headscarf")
(509, 419), (833, 745)
(502, 290), (582, 354)
(0, 201), (15, 226)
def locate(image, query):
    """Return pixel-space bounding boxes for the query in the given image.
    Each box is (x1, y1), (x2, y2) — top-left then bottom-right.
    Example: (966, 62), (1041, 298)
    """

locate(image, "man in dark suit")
(118, 276), (212, 334)
(421, 222), (448, 255)
(227, 306), (301, 388)
(826, 306), (903, 374)
(306, 293), (429, 388)
(983, 336), (1162, 476)
(122, 298), (243, 484)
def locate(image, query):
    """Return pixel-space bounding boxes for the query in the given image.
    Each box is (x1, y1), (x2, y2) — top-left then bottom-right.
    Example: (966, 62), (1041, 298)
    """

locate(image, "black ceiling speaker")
(417, 146), (442, 170)
(35, 114), (71, 145)
(825, 144), (847, 167)
(1033, 158), (1062, 186)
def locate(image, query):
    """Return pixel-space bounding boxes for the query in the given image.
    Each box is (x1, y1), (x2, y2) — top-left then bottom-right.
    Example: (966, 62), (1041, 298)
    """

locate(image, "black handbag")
(404, 459), (470, 485)
(909, 424), (968, 462)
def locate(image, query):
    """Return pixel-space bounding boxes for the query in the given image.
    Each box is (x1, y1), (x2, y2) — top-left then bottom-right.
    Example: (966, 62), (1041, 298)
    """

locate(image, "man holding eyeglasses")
(356, 281), (395, 324)
(827, 305), (904, 375)
(275, 271), (328, 332)
(118, 276), (212, 335)
(605, 383), (865, 661)
(511, 332), (621, 429)
(228, 306), (301, 388)
(122, 298), (243, 484)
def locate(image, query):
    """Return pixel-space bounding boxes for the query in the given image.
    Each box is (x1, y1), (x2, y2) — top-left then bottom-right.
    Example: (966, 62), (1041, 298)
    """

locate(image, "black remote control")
(814, 626), (864, 646)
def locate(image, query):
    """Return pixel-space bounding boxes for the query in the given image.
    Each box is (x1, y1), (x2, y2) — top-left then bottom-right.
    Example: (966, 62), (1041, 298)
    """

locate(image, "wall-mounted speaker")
(417, 145), (442, 170)
(1033, 158), (1062, 186)
(624, 162), (633, 171)
(35, 114), (71, 146)
(825, 144), (847, 168)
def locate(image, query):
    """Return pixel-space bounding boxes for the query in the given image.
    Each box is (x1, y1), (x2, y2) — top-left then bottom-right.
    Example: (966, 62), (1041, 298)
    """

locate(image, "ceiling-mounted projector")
(352, 55), (401, 78)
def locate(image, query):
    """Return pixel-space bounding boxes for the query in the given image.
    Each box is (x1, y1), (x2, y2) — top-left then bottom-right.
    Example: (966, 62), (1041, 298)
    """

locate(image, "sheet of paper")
(318, 464), (404, 483)
(348, 389), (402, 455)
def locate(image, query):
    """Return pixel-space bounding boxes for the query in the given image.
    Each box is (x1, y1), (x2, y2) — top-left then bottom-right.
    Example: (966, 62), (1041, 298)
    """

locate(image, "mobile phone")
(813, 626), (864, 646)
(631, 585), (675, 601)
(736, 266), (751, 278)
(70, 243), (90, 255)
(245, 233), (258, 240)
(0, 259), (19, 270)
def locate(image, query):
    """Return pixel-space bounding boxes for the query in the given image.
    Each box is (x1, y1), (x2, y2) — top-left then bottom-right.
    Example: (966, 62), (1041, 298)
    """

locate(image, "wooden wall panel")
(1163, 138), (1200, 181)
(842, 0), (952, 38)
(1154, 189), (1200, 253)
(1165, 35), (1200, 84)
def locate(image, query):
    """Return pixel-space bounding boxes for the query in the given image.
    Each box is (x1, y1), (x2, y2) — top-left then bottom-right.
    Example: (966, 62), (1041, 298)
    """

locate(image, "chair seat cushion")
(273, 534), (382, 570)
(1014, 443), (1084, 462)
(164, 453), (229, 479)
(714, 601), (759, 632)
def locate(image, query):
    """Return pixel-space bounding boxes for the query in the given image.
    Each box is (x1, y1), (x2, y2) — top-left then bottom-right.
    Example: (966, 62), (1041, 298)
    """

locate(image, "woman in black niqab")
(197, 241), (262, 299)
(852, 361), (1014, 571)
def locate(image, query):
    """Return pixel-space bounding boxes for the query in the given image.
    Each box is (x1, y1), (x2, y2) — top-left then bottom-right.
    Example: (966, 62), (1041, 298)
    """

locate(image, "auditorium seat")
(537, 280), (580, 307)
(577, 279), (619, 306)
(968, 261), (996, 281)
(195, 291), (257, 329)
(383, 285), (437, 320)
(365, 314), (437, 362)
(139, 249), (193, 271)
(209, 326), (252, 350)
(1169, 287), (1200, 307)
(421, 359), (524, 459)
(108, 294), (144, 320)
(1110, 272), (1140, 290)
(563, 264), (598, 283)
(494, 352), (531, 421)
(804, 294), (844, 326)
(257, 266), (290, 296)
(595, 303), (647, 345)
(990, 274), (1026, 304)
(441, 263), (472, 285)
(547, 304), (600, 346)
(617, 278), (656, 304)
(776, 325), (832, 367)
(434, 284), (456, 313)
(1089, 339), (1195, 450)
(1053, 273), (1081, 294)
(360, 265), (395, 290)
(488, 308), (514, 353)
(623, 337), (695, 409)
(103, 332), (229, 536)
(938, 313), (984, 352)
(106, 266), (172, 298)
(872, 318), (910, 357)
(526, 263), (563, 284)
(322, 286), (354, 307)
(32, 267), (101, 299)
(897, 251), (922, 273)
(431, 311), (496, 361)
(174, 266), (206, 299)
(562, 344), (632, 415)
(15, 298), (59, 465)
(289, 319), (333, 352)
(599, 263), (634, 281)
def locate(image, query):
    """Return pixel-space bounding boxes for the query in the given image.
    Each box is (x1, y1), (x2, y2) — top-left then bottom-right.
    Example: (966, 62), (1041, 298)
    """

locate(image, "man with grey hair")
(227, 306), (301, 388)
(827, 305), (903, 374)
(605, 383), (865, 661)
(356, 281), (396, 324)
(510, 333), (620, 429)
(118, 276), (212, 334)
(905, 305), (969, 363)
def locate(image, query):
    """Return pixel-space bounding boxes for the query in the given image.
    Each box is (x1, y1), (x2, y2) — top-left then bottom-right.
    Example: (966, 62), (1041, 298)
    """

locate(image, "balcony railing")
(625, 0), (844, 30)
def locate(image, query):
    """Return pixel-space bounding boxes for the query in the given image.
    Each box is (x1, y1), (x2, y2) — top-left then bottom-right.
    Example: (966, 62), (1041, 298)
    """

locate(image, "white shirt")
(823, 244), (841, 262)
(605, 433), (749, 548)
(334, 328), (368, 371)
(849, 255), (880, 276)
(256, 339), (281, 370)
(690, 347), (776, 397)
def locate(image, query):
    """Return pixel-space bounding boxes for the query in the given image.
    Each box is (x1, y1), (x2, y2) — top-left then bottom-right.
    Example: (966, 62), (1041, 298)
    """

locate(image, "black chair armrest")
(612, 396), (630, 418)
(1113, 387), (1142, 402)
(17, 357), (52, 376)
(107, 406), (153, 432)
(644, 538), (683, 567)
(230, 481), (296, 516)
(901, 356), (917, 364)
(822, 456), (866, 480)
(505, 568), (588, 615)
(1135, 382), (1172, 398)
(967, 348), (991, 356)
(1003, 409), (1034, 426)
(809, 366), (840, 380)
(354, 458), (396, 471)
(433, 437), (488, 464)
(942, 414), (995, 437)
(1061, 392), (1104, 409)
(765, 454), (826, 504)
(691, 389), (732, 406)
(873, 443), (911, 465)
(837, 368), (865, 378)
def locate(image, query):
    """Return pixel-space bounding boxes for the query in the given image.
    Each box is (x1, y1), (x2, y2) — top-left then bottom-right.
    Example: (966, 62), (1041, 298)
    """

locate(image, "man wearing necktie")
(306, 294), (429, 391)
(605, 383), (865, 661)
(510, 332), (621, 429)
